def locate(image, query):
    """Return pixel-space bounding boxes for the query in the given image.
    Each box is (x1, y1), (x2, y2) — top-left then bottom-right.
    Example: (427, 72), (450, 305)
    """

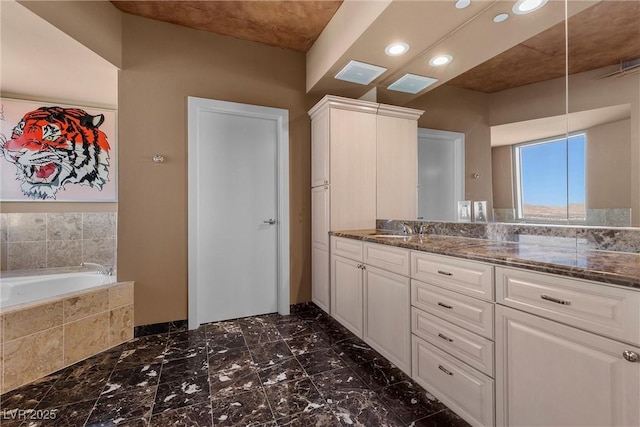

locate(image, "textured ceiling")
(111, 0), (342, 53)
(111, 1), (639, 94)
(448, 1), (640, 93)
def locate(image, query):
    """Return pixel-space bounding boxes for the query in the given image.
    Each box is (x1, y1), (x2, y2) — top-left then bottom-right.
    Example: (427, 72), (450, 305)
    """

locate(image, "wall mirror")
(409, 0), (639, 227)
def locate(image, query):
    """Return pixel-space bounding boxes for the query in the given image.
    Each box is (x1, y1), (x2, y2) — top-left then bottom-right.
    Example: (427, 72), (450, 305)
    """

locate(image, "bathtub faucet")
(81, 262), (113, 276)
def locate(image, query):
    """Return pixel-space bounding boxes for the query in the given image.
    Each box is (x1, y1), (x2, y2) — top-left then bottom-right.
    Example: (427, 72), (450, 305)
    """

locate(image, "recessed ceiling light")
(493, 13), (509, 22)
(385, 42), (410, 56)
(455, 0), (471, 9)
(429, 55), (453, 66)
(512, 0), (548, 14)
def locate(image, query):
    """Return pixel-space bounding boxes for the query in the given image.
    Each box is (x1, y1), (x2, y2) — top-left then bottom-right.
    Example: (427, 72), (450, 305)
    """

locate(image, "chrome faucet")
(399, 222), (414, 235)
(81, 262), (113, 276)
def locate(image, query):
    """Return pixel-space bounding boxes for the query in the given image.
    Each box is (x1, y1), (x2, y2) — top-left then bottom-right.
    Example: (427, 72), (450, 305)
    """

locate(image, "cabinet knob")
(623, 350), (639, 363)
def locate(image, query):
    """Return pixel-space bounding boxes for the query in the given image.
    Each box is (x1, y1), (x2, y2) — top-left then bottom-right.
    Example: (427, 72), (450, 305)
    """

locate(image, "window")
(513, 133), (586, 222)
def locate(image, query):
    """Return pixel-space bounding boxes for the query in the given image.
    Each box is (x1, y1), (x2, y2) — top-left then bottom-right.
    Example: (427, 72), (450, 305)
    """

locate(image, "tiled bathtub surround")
(377, 219), (640, 254)
(0, 212), (117, 272)
(0, 281), (133, 393)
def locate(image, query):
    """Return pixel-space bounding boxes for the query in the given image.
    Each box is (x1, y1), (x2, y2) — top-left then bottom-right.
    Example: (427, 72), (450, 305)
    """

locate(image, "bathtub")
(1, 272), (117, 310)
(0, 272), (134, 394)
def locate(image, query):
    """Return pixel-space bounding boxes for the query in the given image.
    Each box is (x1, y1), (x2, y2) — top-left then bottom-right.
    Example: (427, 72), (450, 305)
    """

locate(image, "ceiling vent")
(387, 73), (438, 94)
(595, 58), (640, 80)
(335, 60), (387, 85)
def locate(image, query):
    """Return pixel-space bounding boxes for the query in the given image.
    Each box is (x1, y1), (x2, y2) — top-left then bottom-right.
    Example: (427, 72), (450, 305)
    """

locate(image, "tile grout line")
(244, 322), (280, 425)
(204, 322), (216, 427)
(81, 351), (123, 427)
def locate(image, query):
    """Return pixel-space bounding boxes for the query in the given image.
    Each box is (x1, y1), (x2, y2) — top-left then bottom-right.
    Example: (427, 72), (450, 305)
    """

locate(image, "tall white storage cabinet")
(308, 95), (422, 314)
(309, 96), (378, 312)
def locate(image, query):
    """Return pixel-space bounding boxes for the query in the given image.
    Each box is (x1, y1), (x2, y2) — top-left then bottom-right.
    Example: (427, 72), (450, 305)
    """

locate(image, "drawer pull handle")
(623, 351), (639, 363)
(437, 270), (453, 276)
(438, 365), (453, 376)
(541, 294), (571, 306)
(437, 302), (453, 310)
(438, 333), (453, 343)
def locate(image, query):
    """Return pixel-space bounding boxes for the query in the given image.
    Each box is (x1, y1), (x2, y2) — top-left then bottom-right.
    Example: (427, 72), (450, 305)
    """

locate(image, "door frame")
(187, 96), (290, 330)
(417, 128), (465, 219)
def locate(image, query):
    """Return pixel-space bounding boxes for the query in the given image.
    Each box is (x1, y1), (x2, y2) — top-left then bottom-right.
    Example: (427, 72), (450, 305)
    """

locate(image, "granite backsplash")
(377, 219), (640, 254)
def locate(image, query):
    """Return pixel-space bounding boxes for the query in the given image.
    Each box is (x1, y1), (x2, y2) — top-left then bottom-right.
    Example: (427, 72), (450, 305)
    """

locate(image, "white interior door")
(417, 128), (465, 221)
(188, 97), (289, 328)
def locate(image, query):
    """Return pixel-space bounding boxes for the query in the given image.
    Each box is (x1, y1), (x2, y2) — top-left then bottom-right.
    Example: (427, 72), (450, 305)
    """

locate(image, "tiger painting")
(0, 106), (111, 200)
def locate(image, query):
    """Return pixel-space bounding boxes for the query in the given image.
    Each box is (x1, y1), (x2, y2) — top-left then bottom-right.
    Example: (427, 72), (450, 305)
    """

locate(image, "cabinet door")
(311, 186), (330, 250)
(331, 255), (363, 338)
(496, 305), (640, 427)
(364, 265), (411, 375)
(311, 108), (329, 188)
(329, 108), (377, 230)
(376, 114), (417, 220)
(312, 246), (330, 313)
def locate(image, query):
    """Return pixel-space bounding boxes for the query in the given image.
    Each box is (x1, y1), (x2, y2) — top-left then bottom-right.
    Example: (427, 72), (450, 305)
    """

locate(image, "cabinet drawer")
(411, 252), (494, 301)
(331, 237), (363, 262)
(412, 335), (494, 427)
(364, 242), (410, 276)
(496, 267), (640, 345)
(412, 280), (494, 339)
(412, 307), (494, 377)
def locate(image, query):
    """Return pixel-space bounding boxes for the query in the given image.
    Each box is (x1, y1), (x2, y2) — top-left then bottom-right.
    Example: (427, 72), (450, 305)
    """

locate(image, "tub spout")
(81, 262), (113, 276)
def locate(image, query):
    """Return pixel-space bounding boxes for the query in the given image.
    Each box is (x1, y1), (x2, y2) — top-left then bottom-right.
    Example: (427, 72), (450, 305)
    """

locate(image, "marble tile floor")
(0, 303), (470, 427)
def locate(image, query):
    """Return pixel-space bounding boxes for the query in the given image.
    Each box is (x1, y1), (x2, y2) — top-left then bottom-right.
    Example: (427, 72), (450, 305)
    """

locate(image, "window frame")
(512, 131), (587, 222)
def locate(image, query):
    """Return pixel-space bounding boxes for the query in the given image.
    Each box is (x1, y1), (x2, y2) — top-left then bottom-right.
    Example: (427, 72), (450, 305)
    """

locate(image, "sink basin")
(368, 234), (412, 239)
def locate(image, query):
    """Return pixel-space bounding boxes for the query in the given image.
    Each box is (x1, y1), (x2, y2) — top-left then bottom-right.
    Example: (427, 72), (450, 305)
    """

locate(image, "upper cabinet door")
(377, 105), (422, 220)
(311, 108), (330, 187)
(330, 108), (377, 230)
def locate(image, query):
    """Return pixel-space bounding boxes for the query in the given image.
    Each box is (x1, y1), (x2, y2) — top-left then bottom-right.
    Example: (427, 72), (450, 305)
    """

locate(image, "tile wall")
(0, 212), (117, 272)
(0, 281), (134, 393)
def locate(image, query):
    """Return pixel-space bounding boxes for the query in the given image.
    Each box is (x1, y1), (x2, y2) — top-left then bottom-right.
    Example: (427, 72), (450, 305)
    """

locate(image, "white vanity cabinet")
(495, 267), (640, 427)
(330, 237), (412, 374)
(329, 234), (640, 427)
(410, 252), (496, 427)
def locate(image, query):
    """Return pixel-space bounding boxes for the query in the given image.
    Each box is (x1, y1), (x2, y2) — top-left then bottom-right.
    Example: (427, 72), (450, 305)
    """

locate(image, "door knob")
(263, 218), (277, 225)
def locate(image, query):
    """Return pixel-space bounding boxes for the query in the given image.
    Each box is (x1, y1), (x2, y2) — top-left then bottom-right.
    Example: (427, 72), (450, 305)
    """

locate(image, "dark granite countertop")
(331, 230), (640, 290)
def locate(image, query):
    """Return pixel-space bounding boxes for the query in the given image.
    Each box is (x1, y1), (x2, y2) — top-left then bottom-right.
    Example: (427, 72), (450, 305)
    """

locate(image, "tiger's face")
(1, 107), (111, 200)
